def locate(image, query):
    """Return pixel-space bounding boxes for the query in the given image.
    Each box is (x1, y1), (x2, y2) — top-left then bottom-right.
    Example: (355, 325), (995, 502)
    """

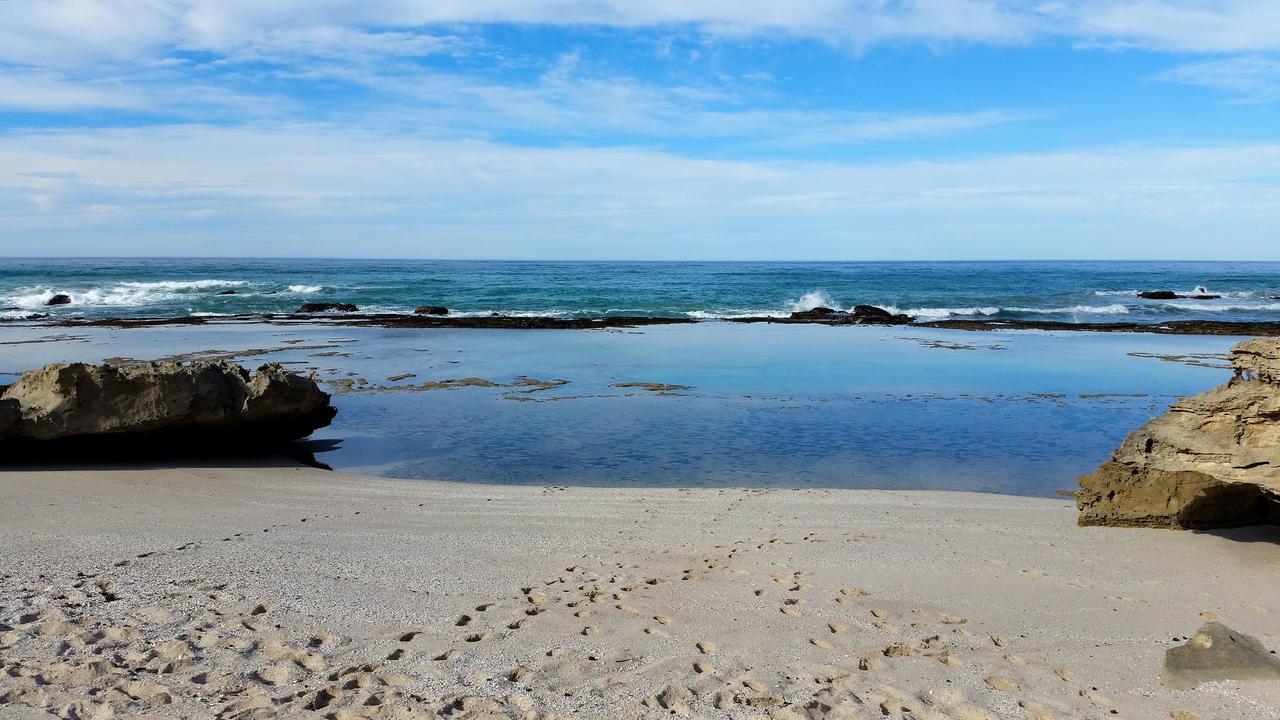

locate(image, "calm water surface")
(0, 322), (1239, 497)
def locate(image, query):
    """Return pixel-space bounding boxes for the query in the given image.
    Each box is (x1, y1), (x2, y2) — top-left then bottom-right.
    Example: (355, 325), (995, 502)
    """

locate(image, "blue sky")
(1, 1), (1278, 259)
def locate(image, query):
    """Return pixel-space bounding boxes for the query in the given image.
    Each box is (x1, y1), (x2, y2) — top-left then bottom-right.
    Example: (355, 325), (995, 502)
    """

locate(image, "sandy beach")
(3, 464), (1278, 719)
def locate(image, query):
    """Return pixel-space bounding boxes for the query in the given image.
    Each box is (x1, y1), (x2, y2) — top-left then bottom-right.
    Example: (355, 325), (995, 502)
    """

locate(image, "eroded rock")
(1077, 337), (1280, 529)
(0, 360), (336, 458)
(1162, 622), (1280, 690)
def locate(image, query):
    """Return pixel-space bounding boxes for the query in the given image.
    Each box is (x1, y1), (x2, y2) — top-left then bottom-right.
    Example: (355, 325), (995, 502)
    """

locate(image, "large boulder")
(0, 360), (336, 458)
(46, 294), (72, 306)
(1077, 337), (1280, 529)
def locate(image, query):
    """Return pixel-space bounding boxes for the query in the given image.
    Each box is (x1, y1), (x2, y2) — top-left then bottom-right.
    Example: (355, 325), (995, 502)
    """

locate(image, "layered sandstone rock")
(1078, 337), (1280, 529)
(0, 360), (335, 457)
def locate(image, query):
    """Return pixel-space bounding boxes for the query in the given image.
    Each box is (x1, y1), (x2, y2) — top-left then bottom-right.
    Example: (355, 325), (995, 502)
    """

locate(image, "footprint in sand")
(695, 641), (714, 654)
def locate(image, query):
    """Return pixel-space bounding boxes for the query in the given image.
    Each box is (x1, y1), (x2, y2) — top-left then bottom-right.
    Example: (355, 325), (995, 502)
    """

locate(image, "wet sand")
(2, 465), (1279, 719)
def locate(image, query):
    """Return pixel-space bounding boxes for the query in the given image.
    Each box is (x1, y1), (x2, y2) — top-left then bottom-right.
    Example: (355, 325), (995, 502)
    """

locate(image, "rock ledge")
(1077, 337), (1280, 529)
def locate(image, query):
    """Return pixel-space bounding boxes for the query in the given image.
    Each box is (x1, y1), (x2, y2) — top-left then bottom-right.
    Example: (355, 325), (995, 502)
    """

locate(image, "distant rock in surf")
(852, 305), (893, 319)
(216, 289), (237, 296)
(0, 360), (336, 459)
(786, 305), (911, 325)
(46, 294), (72, 306)
(1137, 290), (1221, 300)
(789, 306), (843, 320)
(1077, 336), (1280, 529)
(297, 302), (358, 313)
(414, 305), (449, 315)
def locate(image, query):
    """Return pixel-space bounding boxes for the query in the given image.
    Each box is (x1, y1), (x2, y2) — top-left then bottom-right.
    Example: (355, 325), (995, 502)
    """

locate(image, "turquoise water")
(0, 322), (1240, 496)
(3, 258), (1280, 323)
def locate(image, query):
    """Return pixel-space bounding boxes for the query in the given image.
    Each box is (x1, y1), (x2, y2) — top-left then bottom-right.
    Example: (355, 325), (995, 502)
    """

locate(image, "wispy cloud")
(3, 124), (1277, 258)
(1157, 55), (1280, 103)
(4, 1), (1280, 72)
(0, 69), (147, 111)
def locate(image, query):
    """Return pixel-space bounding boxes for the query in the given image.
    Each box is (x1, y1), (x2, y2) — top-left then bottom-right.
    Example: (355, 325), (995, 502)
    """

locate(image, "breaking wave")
(4, 280), (248, 308)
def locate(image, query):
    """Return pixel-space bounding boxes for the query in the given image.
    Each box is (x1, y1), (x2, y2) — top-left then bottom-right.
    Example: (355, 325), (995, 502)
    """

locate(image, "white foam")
(287, 284), (322, 293)
(784, 290), (839, 313)
(893, 306), (1000, 320)
(1005, 304), (1131, 315)
(684, 309), (789, 319)
(1161, 302), (1280, 313)
(1097, 288), (1267, 299)
(3, 279), (248, 308)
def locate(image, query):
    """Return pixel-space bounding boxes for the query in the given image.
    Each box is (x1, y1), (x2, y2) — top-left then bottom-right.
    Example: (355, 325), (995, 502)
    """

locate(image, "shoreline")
(4, 311), (1277, 336)
(2, 465), (1278, 719)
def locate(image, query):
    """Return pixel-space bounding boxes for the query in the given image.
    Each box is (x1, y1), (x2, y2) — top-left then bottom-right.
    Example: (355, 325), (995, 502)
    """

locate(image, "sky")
(1, 1), (1279, 260)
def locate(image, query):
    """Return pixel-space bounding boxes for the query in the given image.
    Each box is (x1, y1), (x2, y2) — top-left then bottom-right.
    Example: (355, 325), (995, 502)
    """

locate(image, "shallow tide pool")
(0, 322), (1241, 496)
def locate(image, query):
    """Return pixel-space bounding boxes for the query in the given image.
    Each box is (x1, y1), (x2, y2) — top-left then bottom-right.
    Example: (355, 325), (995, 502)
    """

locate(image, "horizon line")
(3, 257), (1280, 264)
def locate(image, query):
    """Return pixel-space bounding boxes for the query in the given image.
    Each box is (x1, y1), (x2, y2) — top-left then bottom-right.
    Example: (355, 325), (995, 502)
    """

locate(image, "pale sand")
(2, 465), (1279, 720)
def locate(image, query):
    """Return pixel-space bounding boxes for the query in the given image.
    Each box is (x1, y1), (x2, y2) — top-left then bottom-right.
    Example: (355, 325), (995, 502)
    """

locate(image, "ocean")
(3, 258), (1280, 323)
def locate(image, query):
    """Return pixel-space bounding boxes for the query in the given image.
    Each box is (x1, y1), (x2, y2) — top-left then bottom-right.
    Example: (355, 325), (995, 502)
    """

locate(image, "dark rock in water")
(768, 305), (910, 325)
(263, 291), (278, 295)
(0, 360), (335, 460)
(414, 305), (449, 316)
(852, 305), (893, 319)
(1078, 337), (1280, 529)
(216, 289), (237, 296)
(46, 294), (72, 306)
(789, 306), (845, 320)
(297, 302), (358, 313)
(1162, 622), (1280, 690)
(1138, 290), (1221, 300)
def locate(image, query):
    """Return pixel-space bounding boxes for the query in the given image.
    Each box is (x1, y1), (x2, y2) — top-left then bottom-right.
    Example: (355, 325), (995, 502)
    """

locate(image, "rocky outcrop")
(414, 305), (449, 315)
(1077, 337), (1280, 529)
(0, 360), (335, 459)
(46, 294), (72, 306)
(297, 302), (358, 313)
(784, 305), (912, 325)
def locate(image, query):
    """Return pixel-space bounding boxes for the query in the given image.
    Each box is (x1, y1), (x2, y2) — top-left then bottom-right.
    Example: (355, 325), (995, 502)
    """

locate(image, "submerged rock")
(216, 289), (237, 296)
(0, 360), (336, 458)
(297, 302), (358, 313)
(1077, 337), (1280, 529)
(46, 294), (72, 306)
(414, 305), (449, 315)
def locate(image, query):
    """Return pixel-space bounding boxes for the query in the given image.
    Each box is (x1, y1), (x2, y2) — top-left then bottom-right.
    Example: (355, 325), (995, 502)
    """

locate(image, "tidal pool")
(0, 321), (1240, 496)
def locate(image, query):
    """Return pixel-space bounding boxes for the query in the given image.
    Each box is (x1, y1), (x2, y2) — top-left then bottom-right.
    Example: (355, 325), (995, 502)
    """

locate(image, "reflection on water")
(0, 322), (1238, 497)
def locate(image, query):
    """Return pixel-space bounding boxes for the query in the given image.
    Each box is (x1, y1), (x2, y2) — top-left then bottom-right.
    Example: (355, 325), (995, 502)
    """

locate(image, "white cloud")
(0, 70), (147, 110)
(3, 0), (1280, 73)
(1051, 0), (1280, 53)
(1, 124), (1277, 259)
(1157, 55), (1280, 102)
